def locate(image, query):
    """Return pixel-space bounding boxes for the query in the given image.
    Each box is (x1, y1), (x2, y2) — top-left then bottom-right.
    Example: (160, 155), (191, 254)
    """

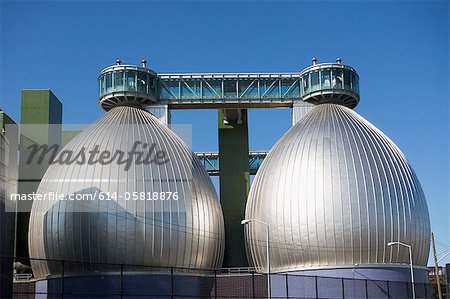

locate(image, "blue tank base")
(270, 266), (430, 299)
(35, 272), (215, 299)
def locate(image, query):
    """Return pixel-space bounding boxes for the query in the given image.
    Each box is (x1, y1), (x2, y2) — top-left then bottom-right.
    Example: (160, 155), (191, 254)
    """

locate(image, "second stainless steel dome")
(244, 104), (430, 273)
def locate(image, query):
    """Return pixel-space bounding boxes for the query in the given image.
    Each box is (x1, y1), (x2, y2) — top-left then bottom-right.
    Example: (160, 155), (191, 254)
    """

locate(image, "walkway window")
(99, 76), (105, 95)
(280, 79), (298, 98)
(321, 69), (331, 89)
(301, 74), (309, 94)
(239, 79), (258, 98)
(332, 69), (343, 89)
(148, 76), (156, 96)
(114, 71), (124, 89)
(126, 71), (136, 91)
(261, 79), (278, 98)
(105, 73), (112, 93)
(137, 72), (147, 94)
(160, 80), (178, 99)
(202, 79), (221, 98)
(224, 80), (237, 98)
(351, 73), (359, 93)
(310, 70), (320, 92)
(344, 70), (351, 90)
(181, 80), (200, 99)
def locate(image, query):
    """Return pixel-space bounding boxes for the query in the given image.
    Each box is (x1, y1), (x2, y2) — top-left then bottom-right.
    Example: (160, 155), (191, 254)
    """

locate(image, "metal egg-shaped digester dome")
(29, 62), (225, 278)
(244, 103), (430, 271)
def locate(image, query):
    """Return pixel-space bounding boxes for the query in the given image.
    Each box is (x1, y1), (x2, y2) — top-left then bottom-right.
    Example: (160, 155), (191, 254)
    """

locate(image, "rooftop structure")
(98, 58), (359, 110)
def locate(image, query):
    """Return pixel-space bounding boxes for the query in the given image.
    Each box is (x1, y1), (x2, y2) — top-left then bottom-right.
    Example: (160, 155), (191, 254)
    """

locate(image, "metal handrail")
(13, 273), (33, 281)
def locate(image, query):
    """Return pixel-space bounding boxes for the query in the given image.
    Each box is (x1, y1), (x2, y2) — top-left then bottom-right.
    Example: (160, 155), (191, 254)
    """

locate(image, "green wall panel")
(17, 90), (62, 263)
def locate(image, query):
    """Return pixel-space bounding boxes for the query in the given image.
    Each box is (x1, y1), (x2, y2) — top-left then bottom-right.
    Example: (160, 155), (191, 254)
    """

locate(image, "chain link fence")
(7, 256), (442, 298)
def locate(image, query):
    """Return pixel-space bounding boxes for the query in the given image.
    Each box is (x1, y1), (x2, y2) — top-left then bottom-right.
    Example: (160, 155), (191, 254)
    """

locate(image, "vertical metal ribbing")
(28, 106), (225, 278)
(342, 107), (373, 264)
(244, 104), (430, 272)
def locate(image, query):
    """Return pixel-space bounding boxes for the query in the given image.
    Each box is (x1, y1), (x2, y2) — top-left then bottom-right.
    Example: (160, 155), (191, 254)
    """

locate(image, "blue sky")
(1, 0), (449, 265)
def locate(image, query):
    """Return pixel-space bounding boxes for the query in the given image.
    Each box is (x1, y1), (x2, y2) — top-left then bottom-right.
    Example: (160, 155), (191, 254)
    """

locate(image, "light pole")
(241, 219), (270, 298)
(387, 241), (415, 299)
(431, 232), (443, 299)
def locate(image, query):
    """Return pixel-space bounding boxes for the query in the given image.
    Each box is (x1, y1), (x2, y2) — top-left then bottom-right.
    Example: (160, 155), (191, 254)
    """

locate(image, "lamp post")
(387, 241), (415, 299)
(241, 219), (270, 298)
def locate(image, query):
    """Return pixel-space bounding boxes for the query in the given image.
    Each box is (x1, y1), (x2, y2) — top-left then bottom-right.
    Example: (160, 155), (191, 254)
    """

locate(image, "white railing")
(13, 273), (33, 282)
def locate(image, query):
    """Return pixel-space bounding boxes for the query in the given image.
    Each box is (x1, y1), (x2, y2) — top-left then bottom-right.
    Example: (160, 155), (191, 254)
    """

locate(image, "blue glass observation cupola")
(98, 59), (158, 111)
(300, 58), (360, 108)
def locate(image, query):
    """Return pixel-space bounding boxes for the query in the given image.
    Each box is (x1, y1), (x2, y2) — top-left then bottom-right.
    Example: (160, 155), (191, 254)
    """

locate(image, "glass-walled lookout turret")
(98, 59), (158, 111)
(300, 58), (360, 108)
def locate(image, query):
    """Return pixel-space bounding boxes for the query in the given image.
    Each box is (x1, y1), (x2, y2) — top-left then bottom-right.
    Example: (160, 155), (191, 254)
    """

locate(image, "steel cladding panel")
(244, 104), (430, 272)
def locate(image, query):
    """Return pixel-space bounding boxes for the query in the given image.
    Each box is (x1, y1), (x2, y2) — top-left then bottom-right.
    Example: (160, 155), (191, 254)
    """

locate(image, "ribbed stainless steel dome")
(244, 104), (430, 273)
(29, 106), (224, 278)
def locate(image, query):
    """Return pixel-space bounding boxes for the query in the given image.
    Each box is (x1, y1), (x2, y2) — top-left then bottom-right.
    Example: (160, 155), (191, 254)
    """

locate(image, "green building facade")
(0, 111), (18, 297)
(16, 90), (62, 262)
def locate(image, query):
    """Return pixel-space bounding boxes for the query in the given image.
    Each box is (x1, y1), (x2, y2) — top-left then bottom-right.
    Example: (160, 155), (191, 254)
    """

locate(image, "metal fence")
(6, 256), (443, 298)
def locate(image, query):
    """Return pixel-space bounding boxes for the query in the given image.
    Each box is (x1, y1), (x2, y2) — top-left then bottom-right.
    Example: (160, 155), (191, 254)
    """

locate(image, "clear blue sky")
(1, 0), (448, 265)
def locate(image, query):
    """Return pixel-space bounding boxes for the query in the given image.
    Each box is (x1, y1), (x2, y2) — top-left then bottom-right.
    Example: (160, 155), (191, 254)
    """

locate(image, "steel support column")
(291, 102), (315, 126)
(147, 104), (171, 125)
(218, 108), (250, 267)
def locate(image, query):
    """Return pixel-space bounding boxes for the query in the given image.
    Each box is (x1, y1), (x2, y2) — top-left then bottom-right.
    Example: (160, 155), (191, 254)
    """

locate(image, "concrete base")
(271, 266), (430, 299)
